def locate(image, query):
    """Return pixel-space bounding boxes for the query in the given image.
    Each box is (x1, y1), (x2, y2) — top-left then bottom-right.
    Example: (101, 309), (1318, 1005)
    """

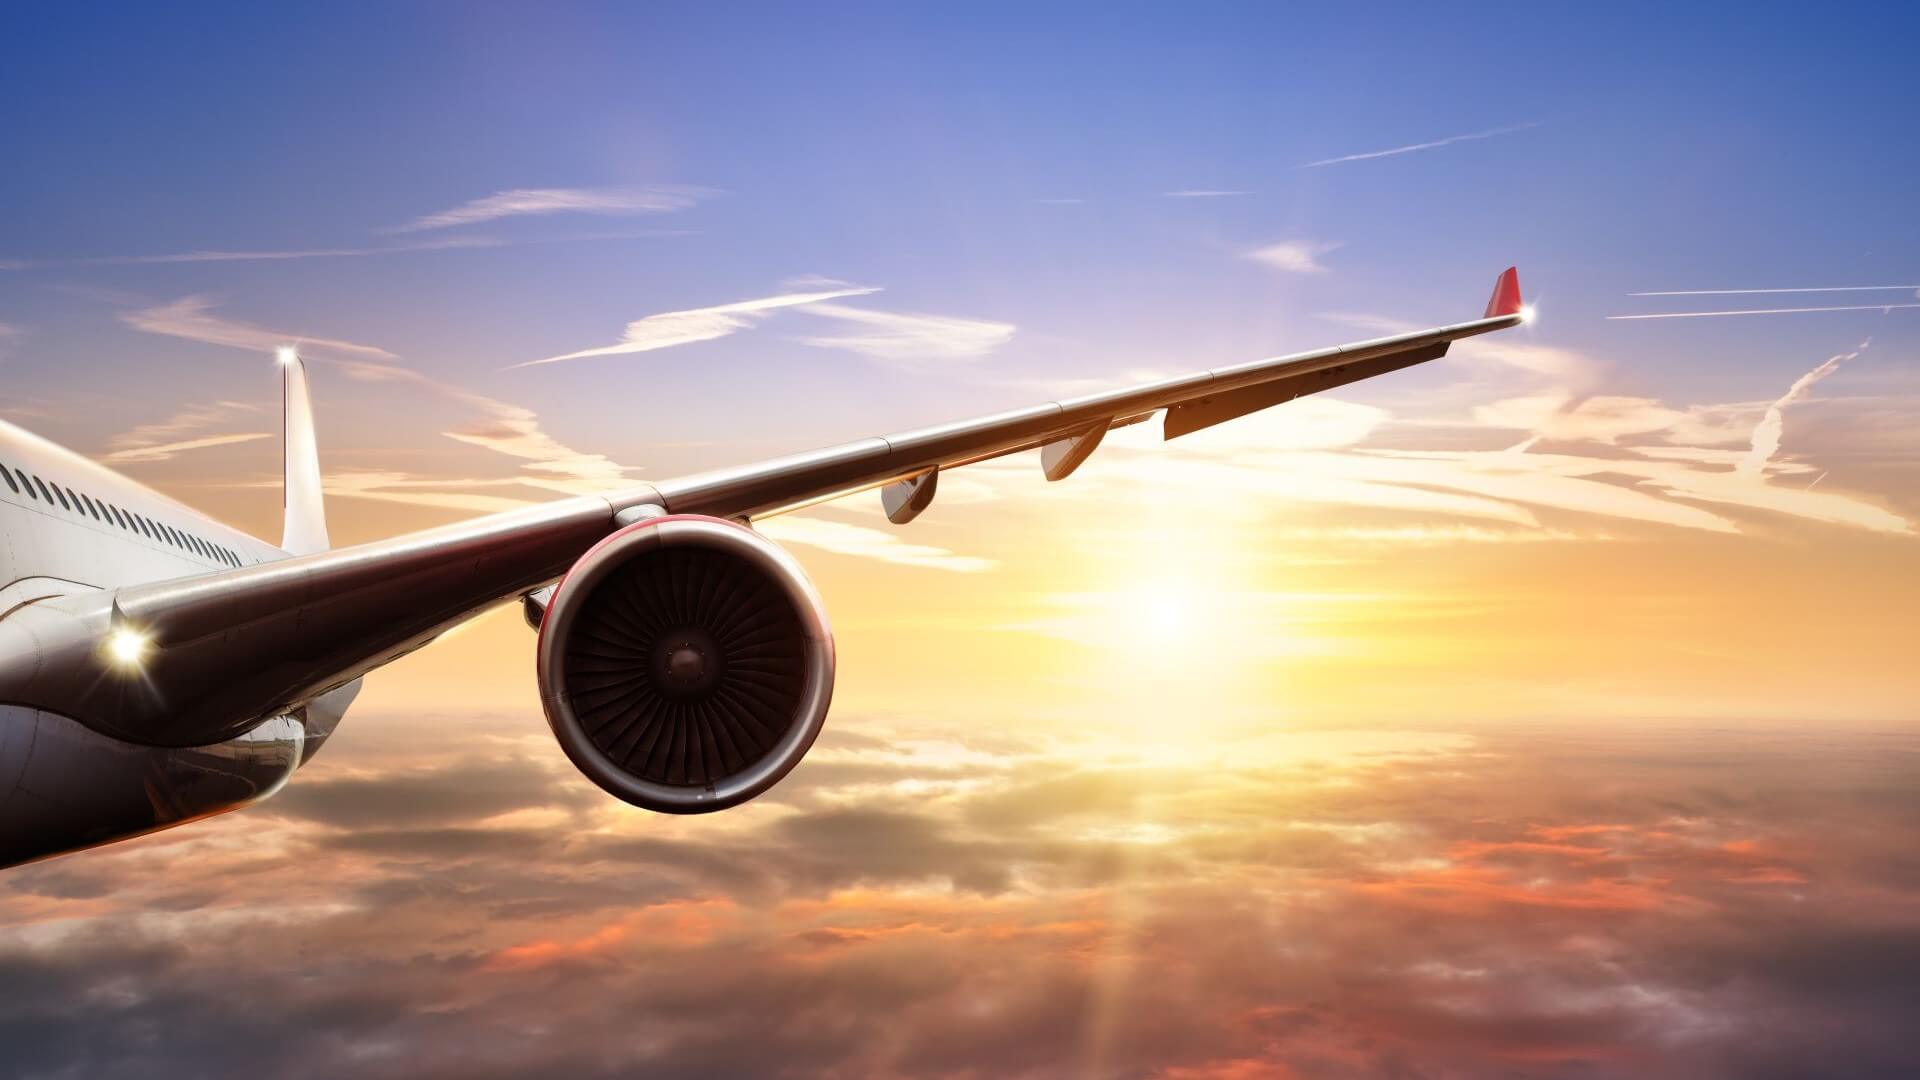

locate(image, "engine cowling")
(535, 514), (834, 813)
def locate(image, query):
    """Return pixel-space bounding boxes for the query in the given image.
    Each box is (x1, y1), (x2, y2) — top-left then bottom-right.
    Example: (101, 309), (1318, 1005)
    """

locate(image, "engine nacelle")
(535, 515), (834, 813)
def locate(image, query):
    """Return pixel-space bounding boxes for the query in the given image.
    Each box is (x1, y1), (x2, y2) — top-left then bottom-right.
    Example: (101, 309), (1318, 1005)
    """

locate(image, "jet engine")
(534, 514), (834, 813)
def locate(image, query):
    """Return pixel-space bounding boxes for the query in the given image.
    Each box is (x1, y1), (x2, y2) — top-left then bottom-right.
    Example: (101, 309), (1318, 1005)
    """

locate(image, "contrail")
(1631, 285), (1920, 296)
(1609, 304), (1920, 320)
(1299, 121), (1540, 168)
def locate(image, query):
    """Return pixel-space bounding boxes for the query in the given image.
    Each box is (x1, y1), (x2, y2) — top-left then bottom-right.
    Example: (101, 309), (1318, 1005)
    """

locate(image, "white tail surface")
(280, 351), (330, 555)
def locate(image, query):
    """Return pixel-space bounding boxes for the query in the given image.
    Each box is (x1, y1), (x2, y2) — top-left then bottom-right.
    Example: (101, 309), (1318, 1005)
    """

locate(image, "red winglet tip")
(1484, 266), (1523, 319)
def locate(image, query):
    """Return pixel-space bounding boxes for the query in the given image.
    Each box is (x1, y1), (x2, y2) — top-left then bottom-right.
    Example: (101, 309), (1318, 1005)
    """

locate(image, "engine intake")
(536, 515), (834, 813)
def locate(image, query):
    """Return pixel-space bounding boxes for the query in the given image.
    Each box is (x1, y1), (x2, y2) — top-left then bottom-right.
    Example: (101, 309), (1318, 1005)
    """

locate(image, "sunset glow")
(3, 4), (1919, 1077)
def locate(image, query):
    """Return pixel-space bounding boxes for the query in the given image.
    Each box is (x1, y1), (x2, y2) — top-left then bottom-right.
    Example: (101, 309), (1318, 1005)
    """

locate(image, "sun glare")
(1135, 581), (1197, 643)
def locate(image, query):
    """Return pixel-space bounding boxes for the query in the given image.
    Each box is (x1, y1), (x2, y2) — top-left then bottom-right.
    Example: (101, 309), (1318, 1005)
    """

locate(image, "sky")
(3, 3), (1920, 1076)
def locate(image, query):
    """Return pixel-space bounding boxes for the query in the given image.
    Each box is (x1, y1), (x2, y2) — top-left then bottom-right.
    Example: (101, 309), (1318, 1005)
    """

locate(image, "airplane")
(0, 268), (1527, 868)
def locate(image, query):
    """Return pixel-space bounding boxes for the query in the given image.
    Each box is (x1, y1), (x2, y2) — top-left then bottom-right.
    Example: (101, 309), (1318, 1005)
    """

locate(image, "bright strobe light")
(1519, 303), (1537, 324)
(104, 627), (150, 668)
(275, 345), (298, 366)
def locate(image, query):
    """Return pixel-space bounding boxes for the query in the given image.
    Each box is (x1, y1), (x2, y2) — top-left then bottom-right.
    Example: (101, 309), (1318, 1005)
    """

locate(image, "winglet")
(278, 347), (330, 555)
(1484, 266), (1523, 319)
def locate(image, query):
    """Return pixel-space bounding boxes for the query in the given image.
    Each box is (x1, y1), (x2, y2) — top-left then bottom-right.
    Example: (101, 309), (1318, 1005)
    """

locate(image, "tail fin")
(278, 347), (330, 554)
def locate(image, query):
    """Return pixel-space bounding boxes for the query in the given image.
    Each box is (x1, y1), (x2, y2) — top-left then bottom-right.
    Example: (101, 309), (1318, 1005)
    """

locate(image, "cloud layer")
(2, 715), (1915, 1078)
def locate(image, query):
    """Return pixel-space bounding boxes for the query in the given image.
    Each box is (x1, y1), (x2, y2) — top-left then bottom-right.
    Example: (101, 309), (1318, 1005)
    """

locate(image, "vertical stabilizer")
(279, 348), (330, 554)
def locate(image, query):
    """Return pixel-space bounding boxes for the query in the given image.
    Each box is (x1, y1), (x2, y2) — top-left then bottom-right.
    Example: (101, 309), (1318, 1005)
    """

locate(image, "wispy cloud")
(8, 231), (693, 271)
(517, 282), (881, 368)
(1609, 303), (1920, 320)
(390, 186), (704, 232)
(1006, 330), (1914, 539)
(795, 303), (1016, 364)
(1739, 342), (1862, 477)
(1300, 121), (1541, 168)
(333, 360), (635, 492)
(1631, 284), (1920, 296)
(112, 293), (634, 495)
(1245, 240), (1340, 274)
(315, 471), (554, 515)
(73, 237), (497, 267)
(755, 515), (996, 573)
(1163, 190), (1250, 198)
(119, 295), (398, 359)
(103, 401), (268, 464)
(101, 432), (271, 464)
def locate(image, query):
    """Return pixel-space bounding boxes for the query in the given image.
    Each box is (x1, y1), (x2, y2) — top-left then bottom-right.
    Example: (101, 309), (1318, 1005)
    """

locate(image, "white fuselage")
(0, 420), (284, 602)
(0, 418), (354, 869)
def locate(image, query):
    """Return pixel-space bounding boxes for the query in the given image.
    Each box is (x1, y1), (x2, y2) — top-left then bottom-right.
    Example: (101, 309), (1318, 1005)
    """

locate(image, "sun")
(1134, 580), (1198, 644)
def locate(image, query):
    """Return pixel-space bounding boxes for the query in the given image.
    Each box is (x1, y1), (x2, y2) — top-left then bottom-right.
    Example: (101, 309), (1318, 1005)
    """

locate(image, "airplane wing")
(653, 267), (1526, 522)
(10, 269), (1525, 749)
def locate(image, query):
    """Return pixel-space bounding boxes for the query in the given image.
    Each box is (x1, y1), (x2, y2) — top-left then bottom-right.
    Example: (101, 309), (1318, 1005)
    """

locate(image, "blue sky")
(6, 5), (1917, 451)
(1, 3), (1917, 543)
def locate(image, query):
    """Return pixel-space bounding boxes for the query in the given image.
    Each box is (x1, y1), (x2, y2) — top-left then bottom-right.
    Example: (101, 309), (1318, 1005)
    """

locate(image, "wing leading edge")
(35, 268), (1522, 748)
(652, 266), (1525, 521)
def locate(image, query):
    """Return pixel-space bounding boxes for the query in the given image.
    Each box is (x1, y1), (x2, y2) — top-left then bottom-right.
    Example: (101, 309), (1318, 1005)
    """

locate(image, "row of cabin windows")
(0, 459), (247, 568)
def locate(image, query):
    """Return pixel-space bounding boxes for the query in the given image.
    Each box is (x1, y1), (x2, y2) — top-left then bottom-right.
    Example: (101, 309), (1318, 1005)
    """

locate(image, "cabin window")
(32, 477), (53, 504)
(0, 466), (16, 494)
(15, 470), (33, 498)
(80, 493), (102, 521)
(51, 484), (72, 512)
(136, 516), (154, 539)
